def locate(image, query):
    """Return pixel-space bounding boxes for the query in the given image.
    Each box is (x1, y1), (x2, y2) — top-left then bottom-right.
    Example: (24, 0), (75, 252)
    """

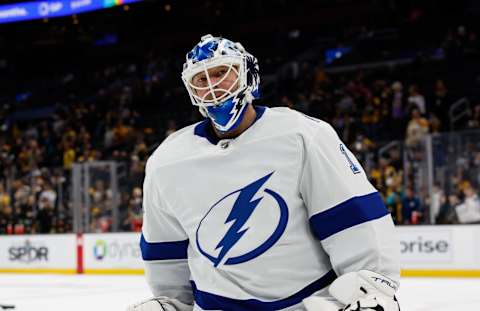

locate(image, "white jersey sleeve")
(141, 158), (194, 305)
(299, 118), (400, 284)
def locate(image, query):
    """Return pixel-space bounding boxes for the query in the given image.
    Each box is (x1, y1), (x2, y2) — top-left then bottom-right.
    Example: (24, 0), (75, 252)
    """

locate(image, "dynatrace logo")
(93, 240), (107, 260)
(196, 172), (289, 267)
(93, 239), (140, 261)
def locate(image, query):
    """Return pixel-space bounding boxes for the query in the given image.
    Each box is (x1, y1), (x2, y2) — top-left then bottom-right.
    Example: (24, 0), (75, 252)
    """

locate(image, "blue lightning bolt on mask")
(205, 97), (249, 133)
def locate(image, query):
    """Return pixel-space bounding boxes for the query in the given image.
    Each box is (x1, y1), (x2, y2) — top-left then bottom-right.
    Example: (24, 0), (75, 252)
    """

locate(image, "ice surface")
(1, 274), (480, 310)
(0, 274), (149, 311)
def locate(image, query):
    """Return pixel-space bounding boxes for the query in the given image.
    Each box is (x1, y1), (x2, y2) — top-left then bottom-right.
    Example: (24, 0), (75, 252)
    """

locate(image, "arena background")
(0, 0), (480, 310)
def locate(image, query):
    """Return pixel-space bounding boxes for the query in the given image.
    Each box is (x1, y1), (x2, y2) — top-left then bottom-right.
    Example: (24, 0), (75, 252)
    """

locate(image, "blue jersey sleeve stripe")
(309, 192), (389, 241)
(140, 234), (188, 261)
(191, 269), (336, 311)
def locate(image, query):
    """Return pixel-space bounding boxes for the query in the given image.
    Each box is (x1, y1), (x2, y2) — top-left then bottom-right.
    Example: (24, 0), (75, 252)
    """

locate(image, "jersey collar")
(194, 105), (266, 145)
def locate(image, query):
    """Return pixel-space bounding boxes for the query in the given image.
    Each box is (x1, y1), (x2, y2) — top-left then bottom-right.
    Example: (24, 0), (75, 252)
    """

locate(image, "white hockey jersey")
(141, 106), (400, 311)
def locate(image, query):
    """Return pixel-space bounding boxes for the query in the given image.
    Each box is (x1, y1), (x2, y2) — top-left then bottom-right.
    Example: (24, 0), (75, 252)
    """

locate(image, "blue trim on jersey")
(140, 234), (188, 261)
(193, 120), (218, 144)
(194, 105), (266, 145)
(191, 269), (337, 310)
(309, 192), (389, 241)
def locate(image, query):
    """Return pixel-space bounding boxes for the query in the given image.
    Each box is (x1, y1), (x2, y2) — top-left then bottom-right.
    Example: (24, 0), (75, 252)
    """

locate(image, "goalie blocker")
(303, 270), (400, 311)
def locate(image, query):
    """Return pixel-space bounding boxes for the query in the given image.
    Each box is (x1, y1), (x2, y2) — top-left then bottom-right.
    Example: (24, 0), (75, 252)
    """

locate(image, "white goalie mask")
(181, 34), (260, 133)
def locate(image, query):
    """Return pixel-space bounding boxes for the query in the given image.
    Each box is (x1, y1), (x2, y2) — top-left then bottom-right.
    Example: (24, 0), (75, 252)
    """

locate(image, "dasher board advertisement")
(83, 233), (143, 272)
(0, 234), (76, 272)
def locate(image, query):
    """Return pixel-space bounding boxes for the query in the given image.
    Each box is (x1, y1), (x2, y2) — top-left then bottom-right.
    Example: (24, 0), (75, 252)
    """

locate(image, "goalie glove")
(303, 270), (400, 311)
(126, 297), (192, 311)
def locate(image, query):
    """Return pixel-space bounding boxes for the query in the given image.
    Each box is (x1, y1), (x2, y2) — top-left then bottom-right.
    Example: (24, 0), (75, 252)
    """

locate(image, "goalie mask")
(182, 34), (260, 133)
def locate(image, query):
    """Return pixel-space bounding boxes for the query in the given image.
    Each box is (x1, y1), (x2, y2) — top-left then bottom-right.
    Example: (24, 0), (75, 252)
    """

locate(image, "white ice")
(1, 274), (480, 311)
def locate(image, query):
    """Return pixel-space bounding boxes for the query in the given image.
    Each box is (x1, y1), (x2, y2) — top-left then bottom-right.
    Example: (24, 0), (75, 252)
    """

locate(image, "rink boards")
(0, 226), (480, 277)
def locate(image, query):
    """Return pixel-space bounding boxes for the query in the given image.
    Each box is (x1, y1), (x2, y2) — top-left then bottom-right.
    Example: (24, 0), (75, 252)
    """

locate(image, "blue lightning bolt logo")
(196, 171), (289, 268)
(340, 144), (361, 174)
(213, 172), (273, 267)
(229, 95), (243, 117)
(188, 40), (218, 62)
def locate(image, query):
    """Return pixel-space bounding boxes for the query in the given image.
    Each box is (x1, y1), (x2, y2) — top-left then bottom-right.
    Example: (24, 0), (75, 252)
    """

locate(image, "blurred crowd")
(1, 22), (480, 234)
(274, 24), (480, 225)
(0, 57), (171, 234)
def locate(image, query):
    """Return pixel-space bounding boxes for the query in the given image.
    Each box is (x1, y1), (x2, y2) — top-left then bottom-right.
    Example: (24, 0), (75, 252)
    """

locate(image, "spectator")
(407, 85), (426, 115)
(128, 187), (143, 232)
(36, 197), (54, 233)
(468, 103), (480, 129)
(384, 186), (403, 224)
(0, 184), (10, 210)
(0, 184), (12, 234)
(63, 140), (76, 170)
(113, 119), (133, 147)
(390, 81), (406, 139)
(405, 108), (429, 147)
(39, 183), (57, 210)
(0, 205), (13, 234)
(455, 186), (480, 224)
(430, 184), (444, 223)
(429, 80), (450, 129)
(401, 187), (423, 224)
(164, 119), (177, 138)
(436, 194), (460, 224)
